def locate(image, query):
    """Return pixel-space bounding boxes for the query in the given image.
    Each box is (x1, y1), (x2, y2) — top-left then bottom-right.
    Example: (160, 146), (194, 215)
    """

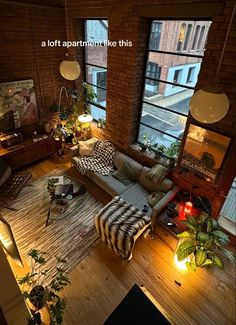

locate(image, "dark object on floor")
(174, 280), (182, 286)
(0, 172), (32, 200)
(142, 204), (149, 213)
(104, 284), (171, 324)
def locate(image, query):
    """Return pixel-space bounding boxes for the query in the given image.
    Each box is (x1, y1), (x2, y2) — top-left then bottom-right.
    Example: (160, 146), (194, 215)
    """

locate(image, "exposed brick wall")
(0, 3), (71, 120)
(67, 0), (236, 217)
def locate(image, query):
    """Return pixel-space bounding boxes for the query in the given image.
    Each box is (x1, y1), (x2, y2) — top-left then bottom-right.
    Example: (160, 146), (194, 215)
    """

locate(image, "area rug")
(2, 168), (103, 278)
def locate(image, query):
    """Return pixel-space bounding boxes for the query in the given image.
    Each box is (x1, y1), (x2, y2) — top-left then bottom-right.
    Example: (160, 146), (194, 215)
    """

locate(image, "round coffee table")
(46, 175), (86, 226)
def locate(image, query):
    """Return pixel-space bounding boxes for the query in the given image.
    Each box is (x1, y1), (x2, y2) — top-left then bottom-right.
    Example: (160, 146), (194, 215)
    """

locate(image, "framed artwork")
(0, 79), (38, 132)
(180, 124), (231, 183)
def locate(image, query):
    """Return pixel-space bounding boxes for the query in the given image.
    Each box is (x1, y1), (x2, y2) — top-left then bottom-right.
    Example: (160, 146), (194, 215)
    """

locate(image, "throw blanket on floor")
(95, 196), (151, 260)
(76, 140), (116, 175)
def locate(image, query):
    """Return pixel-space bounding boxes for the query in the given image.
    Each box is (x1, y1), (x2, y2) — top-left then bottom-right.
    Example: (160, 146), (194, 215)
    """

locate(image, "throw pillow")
(139, 167), (173, 193)
(120, 162), (140, 181)
(112, 170), (132, 186)
(147, 191), (165, 208)
(78, 138), (98, 156)
(145, 164), (169, 183)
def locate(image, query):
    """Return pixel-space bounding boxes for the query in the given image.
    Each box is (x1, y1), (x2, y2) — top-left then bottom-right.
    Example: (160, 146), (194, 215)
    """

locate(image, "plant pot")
(30, 285), (46, 310)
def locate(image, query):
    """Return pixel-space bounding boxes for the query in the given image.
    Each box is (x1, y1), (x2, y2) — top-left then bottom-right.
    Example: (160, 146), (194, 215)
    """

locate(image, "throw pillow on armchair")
(78, 138), (98, 156)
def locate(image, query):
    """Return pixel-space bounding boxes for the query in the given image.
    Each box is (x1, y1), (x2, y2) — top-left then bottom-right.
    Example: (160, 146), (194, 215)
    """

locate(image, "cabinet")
(0, 136), (61, 170)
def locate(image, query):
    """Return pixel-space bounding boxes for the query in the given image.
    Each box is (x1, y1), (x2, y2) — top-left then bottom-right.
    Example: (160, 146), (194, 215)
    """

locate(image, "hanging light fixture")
(59, 0), (81, 80)
(190, 4), (235, 124)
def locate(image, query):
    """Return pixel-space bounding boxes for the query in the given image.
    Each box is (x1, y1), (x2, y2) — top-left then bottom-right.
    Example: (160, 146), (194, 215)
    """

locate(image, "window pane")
(85, 19), (108, 119)
(141, 104), (187, 139)
(86, 65), (107, 89)
(89, 85), (106, 107)
(138, 124), (181, 149)
(149, 21), (162, 50)
(151, 20), (211, 55)
(147, 52), (201, 87)
(89, 104), (106, 121)
(85, 46), (107, 67)
(85, 20), (108, 42)
(143, 79), (194, 115)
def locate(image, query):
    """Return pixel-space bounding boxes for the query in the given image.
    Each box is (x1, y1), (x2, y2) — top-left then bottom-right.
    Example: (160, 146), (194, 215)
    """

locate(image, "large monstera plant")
(176, 212), (235, 271)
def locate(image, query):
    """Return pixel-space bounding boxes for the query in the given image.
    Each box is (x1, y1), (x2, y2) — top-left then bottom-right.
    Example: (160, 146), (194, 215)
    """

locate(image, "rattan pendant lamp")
(190, 4), (235, 124)
(59, 0), (81, 80)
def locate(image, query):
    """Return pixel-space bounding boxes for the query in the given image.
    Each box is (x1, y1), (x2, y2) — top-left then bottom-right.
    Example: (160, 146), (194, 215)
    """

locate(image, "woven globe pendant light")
(60, 53), (81, 81)
(190, 4), (235, 124)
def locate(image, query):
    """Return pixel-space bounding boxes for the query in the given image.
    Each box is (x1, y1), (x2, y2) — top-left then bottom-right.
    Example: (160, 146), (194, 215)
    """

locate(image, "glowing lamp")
(174, 254), (189, 271)
(78, 113), (93, 123)
(184, 201), (193, 214)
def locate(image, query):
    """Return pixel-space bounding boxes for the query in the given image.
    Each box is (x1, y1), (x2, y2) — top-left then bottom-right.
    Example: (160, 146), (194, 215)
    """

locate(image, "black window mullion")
(142, 100), (188, 118)
(144, 76), (195, 90)
(86, 81), (106, 91)
(85, 62), (107, 70)
(87, 100), (106, 111)
(148, 48), (203, 59)
(140, 121), (181, 141)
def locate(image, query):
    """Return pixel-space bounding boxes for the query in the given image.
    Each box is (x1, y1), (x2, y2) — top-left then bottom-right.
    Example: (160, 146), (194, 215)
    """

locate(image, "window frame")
(137, 18), (211, 149)
(83, 19), (108, 118)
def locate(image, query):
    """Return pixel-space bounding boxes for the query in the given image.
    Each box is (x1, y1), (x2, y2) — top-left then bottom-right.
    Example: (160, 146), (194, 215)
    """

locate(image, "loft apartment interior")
(0, 0), (236, 324)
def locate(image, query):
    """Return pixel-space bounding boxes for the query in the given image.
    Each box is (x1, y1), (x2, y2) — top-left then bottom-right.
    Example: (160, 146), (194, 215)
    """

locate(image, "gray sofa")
(70, 147), (179, 227)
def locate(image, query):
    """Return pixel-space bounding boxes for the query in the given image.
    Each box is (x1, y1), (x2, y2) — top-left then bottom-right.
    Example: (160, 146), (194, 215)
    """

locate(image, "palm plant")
(18, 249), (70, 325)
(176, 212), (235, 271)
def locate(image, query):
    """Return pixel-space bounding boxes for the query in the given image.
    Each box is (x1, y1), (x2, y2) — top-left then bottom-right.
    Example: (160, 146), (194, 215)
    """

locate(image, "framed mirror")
(180, 124), (231, 183)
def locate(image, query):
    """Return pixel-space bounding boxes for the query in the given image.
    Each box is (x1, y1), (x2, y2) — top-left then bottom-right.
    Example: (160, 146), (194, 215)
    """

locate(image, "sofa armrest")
(151, 185), (179, 228)
(69, 145), (79, 159)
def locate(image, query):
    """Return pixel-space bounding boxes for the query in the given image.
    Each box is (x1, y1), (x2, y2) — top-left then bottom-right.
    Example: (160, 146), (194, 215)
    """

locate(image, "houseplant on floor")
(175, 212), (235, 271)
(18, 249), (70, 325)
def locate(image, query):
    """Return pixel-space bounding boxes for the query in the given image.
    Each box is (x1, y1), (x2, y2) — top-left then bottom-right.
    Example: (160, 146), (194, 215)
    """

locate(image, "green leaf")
(212, 219), (219, 230)
(195, 249), (207, 267)
(203, 236), (214, 250)
(186, 215), (196, 226)
(212, 255), (224, 268)
(218, 248), (236, 263)
(186, 256), (197, 271)
(177, 231), (191, 239)
(212, 230), (230, 244)
(206, 218), (213, 233)
(198, 212), (209, 224)
(176, 240), (196, 261)
(186, 222), (197, 231)
(201, 258), (213, 267)
(196, 231), (209, 242)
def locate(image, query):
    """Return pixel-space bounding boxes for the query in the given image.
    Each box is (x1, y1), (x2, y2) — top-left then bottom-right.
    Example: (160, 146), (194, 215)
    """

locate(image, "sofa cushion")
(145, 164), (169, 183)
(147, 191), (165, 208)
(90, 172), (129, 196)
(78, 138), (98, 156)
(113, 152), (142, 176)
(120, 183), (151, 215)
(139, 167), (173, 193)
(112, 169), (132, 186)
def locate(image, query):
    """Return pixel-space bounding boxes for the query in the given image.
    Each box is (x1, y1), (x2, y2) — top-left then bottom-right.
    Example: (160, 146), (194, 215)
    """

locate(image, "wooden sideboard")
(0, 136), (61, 170)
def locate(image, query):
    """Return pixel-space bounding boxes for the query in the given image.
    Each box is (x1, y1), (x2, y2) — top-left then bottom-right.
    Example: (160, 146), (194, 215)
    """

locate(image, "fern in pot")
(18, 249), (70, 325)
(176, 212), (235, 271)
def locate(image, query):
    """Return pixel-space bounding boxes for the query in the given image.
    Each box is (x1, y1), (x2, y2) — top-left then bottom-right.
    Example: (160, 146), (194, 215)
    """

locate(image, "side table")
(158, 200), (201, 236)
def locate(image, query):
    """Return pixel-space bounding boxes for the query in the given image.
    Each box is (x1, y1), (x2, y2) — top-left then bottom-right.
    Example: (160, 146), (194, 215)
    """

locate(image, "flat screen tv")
(0, 79), (39, 133)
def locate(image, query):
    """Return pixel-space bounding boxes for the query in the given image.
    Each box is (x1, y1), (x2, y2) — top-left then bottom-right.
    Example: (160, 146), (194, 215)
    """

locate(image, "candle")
(184, 201), (193, 214)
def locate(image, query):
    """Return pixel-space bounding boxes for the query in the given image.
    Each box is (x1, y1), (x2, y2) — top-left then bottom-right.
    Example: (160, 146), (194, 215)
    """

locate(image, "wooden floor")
(23, 154), (236, 325)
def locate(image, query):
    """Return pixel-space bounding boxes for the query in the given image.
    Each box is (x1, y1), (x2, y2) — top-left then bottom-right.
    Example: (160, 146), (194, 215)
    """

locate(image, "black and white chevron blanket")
(95, 196), (151, 261)
(76, 140), (116, 175)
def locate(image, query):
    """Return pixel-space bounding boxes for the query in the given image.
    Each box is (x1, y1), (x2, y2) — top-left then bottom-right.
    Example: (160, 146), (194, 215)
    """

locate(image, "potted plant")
(18, 249), (70, 324)
(176, 212), (235, 271)
(163, 142), (181, 167)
